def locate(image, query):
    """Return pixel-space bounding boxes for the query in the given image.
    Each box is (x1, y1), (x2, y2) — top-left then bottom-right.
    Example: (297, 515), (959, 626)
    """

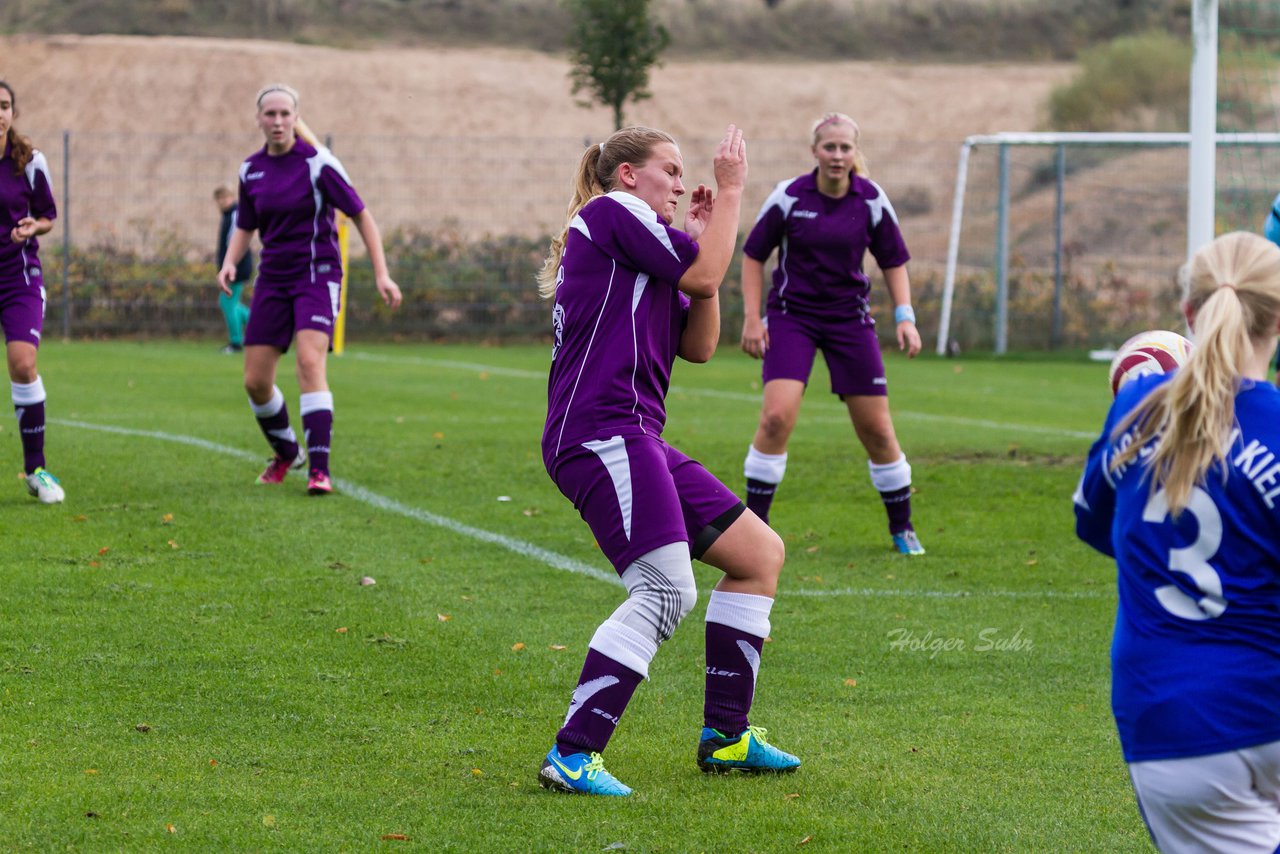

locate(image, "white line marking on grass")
(53, 418), (621, 587)
(54, 418), (1102, 601)
(349, 352), (1099, 441)
(785, 586), (1107, 600)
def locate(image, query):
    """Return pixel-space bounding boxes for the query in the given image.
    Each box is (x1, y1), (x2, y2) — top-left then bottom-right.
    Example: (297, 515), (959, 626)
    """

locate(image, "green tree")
(563, 0), (670, 130)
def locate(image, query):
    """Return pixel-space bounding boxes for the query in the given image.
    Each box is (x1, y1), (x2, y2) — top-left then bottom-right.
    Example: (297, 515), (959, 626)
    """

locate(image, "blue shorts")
(762, 310), (887, 397)
(547, 433), (744, 574)
(244, 275), (340, 352)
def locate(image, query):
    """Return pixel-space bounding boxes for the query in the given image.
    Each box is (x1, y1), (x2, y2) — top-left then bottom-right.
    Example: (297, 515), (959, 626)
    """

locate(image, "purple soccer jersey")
(742, 171), (910, 321)
(235, 139), (364, 285)
(541, 191), (700, 464)
(0, 143), (56, 321)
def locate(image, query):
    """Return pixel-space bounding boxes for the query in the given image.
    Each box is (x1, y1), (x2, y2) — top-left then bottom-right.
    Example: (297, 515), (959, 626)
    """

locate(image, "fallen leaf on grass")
(548, 644), (567, 651)
(471, 768), (483, 777)
(522, 507), (542, 517)
(88, 561), (99, 568)
(844, 679), (858, 687)
(167, 540), (179, 550)
(98, 547), (109, 555)
(359, 576), (376, 586)
(381, 834), (410, 841)
(493, 668), (502, 676)
(83, 769), (98, 775)
(73, 515), (87, 522)
(797, 835), (812, 846)
(135, 723), (151, 733)
(335, 627), (348, 634)
(763, 636), (773, 644)
(805, 546), (820, 554)
(161, 513), (174, 524)
(437, 614), (452, 622)
(783, 793), (800, 801)
(165, 824), (176, 834)
(511, 643), (525, 651)
(262, 814), (276, 828)
(432, 431), (445, 440)
(1026, 558), (1038, 566)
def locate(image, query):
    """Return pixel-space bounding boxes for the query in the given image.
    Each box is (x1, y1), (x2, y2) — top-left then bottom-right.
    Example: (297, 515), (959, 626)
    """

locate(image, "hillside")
(0, 0), (1180, 61)
(0, 35), (1073, 253)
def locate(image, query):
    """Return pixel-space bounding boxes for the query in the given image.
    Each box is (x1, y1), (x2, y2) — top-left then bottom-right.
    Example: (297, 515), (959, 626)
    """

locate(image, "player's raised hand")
(712, 124), (747, 193)
(684, 184), (714, 241)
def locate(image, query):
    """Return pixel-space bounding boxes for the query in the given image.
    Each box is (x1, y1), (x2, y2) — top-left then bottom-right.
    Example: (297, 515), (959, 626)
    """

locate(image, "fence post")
(995, 143), (1009, 355)
(62, 129), (71, 339)
(1051, 143), (1065, 349)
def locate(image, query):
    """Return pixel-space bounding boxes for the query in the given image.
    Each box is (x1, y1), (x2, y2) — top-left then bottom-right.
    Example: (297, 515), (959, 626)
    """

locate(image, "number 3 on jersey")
(1142, 486), (1228, 620)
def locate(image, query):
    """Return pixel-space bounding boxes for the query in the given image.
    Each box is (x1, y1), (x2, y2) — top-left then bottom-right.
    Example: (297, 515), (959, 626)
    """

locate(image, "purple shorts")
(0, 283), (45, 347)
(244, 275), (340, 351)
(548, 433), (744, 574)
(762, 311), (887, 397)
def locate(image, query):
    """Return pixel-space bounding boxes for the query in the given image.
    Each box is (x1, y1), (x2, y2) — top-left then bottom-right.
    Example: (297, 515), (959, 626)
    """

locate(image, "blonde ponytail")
(1109, 232), (1280, 514)
(537, 126), (677, 299)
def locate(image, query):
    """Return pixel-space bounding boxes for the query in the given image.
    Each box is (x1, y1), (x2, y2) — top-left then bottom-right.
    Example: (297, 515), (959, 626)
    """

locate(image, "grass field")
(1, 340), (1146, 851)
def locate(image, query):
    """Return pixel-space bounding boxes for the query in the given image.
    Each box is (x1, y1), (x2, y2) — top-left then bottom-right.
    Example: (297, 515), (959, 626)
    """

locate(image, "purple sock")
(880, 485), (913, 535)
(12, 379), (46, 474)
(704, 591), (772, 735)
(249, 386), (299, 461)
(745, 478), (777, 524)
(555, 648), (643, 756)
(15, 399), (45, 474)
(301, 403), (333, 476)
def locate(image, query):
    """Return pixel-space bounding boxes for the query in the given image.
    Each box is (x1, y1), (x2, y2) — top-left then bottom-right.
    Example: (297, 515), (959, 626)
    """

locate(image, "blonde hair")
(1109, 231), (1280, 514)
(811, 112), (868, 177)
(536, 126), (677, 298)
(255, 83), (320, 147)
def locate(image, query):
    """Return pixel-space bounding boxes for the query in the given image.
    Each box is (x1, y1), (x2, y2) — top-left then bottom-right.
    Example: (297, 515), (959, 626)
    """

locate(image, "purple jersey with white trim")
(0, 142), (56, 289)
(742, 171), (910, 321)
(542, 191), (699, 466)
(235, 139), (364, 283)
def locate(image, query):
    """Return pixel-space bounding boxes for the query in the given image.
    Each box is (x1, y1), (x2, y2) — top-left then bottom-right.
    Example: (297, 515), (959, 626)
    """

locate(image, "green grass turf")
(0, 340), (1147, 851)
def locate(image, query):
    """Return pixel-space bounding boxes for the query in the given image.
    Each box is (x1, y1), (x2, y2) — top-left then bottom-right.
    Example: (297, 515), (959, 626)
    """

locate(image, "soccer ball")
(1108, 330), (1194, 397)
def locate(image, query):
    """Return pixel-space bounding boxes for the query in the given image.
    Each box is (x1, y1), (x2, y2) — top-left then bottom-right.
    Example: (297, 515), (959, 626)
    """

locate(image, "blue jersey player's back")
(1074, 231), (1280, 852)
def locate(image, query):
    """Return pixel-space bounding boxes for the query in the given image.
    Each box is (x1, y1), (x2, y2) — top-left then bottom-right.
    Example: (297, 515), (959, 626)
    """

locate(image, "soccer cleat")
(257, 449), (306, 485)
(892, 529), (926, 556)
(307, 470), (333, 496)
(219, 343), (243, 354)
(538, 747), (632, 796)
(697, 725), (800, 774)
(24, 467), (65, 504)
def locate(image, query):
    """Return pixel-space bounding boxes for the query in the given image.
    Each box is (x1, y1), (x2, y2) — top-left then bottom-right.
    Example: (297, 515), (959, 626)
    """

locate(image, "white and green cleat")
(25, 467), (65, 504)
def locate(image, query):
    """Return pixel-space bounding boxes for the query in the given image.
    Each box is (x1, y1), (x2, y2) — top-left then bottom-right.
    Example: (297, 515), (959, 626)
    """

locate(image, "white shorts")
(1129, 740), (1280, 853)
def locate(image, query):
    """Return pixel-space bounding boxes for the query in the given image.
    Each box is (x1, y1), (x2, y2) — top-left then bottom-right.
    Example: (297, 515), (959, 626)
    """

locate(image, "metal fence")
(26, 130), (1252, 349)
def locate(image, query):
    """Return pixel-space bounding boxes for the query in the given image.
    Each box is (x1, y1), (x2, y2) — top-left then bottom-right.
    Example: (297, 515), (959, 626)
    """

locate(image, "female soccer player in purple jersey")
(739, 113), (924, 554)
(0, 81), (63, 504)
(218, 84), (401, 495)
(536, 125), (800, 797)
(1075, 232), (1280, 853)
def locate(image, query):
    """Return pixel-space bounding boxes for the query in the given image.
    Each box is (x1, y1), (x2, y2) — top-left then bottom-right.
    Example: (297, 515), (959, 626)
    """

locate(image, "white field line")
(348, 352), (1099, 440)
(52, 418), (1108, 601)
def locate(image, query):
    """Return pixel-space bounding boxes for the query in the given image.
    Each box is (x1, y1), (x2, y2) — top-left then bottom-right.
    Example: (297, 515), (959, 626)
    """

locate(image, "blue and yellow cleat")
(892, 529), (926, 555)
(538, 746), (633, 796)
(697, 725), (800, 774)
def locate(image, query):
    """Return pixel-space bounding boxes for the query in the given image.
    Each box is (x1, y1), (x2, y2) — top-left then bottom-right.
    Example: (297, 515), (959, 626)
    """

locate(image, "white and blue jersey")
(1075, 373), (1280, 763)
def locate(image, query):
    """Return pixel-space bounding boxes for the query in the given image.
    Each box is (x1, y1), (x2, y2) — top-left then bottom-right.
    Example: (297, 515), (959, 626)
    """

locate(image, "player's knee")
(758, 409), (794, 440)
(759, 528), (785, 579)
(618, 543), (698, 643)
